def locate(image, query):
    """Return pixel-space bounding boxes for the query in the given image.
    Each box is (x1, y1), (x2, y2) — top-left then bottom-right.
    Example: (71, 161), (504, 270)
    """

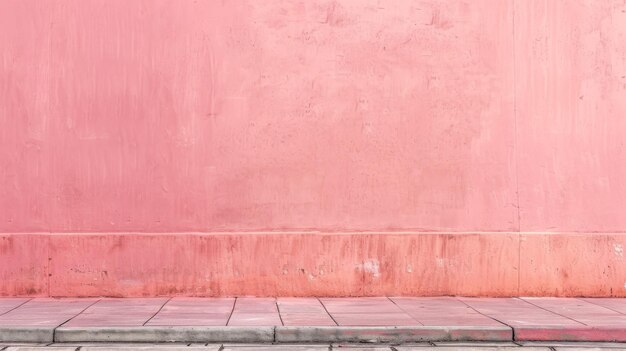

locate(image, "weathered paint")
(1, 232), (626, 297)
(519, 233), (626, 297)
(0, 0), (625, 296)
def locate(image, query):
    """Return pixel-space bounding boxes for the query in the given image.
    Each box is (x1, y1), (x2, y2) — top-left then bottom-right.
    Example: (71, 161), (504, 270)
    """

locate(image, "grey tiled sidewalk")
(3, 341), (626, 350)
(2, 297), (626, 344)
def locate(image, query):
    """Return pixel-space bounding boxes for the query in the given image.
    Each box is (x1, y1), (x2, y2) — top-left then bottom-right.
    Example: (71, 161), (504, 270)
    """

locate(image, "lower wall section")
(1, 233), (624, 297)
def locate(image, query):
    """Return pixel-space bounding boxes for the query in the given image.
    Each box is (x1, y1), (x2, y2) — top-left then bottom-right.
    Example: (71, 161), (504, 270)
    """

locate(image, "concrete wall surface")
(1, 0), (625, 296)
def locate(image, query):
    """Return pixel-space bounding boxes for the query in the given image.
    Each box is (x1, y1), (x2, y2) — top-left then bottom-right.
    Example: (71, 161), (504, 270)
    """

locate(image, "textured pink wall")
(2, 0), (624, 233)
(2, 0), (518, 232)
(1, 0), (625, 296)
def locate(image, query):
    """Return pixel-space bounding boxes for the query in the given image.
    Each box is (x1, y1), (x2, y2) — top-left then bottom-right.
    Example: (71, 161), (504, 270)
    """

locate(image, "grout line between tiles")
(226, 297), (237, 326)
(0, 297), (34, 317)
(516, 297), (588, 326)
(143, 297), (173, 326)
(57, 298), (102, 328)
(275, 298), (284, 326)
(317, 297), (339, 326)
(386, 297), (423, 326)
(53, 298), (102, 343)
(577, 297), (626, 315)
(456, 297), (516, 340)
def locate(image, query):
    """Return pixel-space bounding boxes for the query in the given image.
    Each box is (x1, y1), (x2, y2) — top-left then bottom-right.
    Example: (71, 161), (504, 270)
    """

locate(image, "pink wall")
(1, 0), (626, 296)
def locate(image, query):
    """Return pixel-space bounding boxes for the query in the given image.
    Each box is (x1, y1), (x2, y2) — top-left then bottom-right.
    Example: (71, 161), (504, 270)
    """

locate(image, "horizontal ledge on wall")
(3, 231), (626, 235)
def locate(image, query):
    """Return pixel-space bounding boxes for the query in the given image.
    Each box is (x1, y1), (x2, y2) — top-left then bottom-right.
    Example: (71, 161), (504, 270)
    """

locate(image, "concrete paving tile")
(48, 343), (219, 348)
(150, 312), (230, 318)
(0, 299), (31, 315)
(457, 297), (536, 310)
(460, 298), (585, 328)
(80, 308), (160, 315)
(233, 298), (277, 313)
(574, 319), (626, 328)
(93, 299), (169, 307)
(277, 298), (327, 313)
(227, 313), (282, 326)
(522, 297), (607, 309)
(0, 320), (70, 327)
(64, 299), (167, 327)
(331, 313), (419, 326)
(0, 299), (97, 328)
(169, 297), (234, 304)
(584, 299), (626, 315)
(222, 342), (330, 351)
(161, 298), (234, 314)
(280, 313), (336, 326)
(501, 319), (581, 327)
(521, 297), (626, 326)
(61, 317), (153, 327)
(325, 297), (394, 305)
(222, 346), (328, 351)
(409, 313), (504, 327)
(320, 298), (402, 314)
(146, 313), (230, 326)
(391, 297), (468, 309)
(391, 297), (502, 327)
(17, 299), (97, 311)
(80, 346), (221, 351)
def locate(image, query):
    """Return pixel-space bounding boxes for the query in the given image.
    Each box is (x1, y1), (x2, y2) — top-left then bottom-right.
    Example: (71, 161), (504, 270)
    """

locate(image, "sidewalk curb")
(276, 326), (513, 342)
(0, 327), (54, 343)
(9, 325), (626, 344)
(275, 326), (512, 343)
(54, 327), (274, 343)
(1, 325), (511, 344)
(514, 326), (626, 342)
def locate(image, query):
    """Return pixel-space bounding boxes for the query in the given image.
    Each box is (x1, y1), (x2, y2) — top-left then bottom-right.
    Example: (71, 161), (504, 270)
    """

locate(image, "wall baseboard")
(1, 232), (624, 297)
